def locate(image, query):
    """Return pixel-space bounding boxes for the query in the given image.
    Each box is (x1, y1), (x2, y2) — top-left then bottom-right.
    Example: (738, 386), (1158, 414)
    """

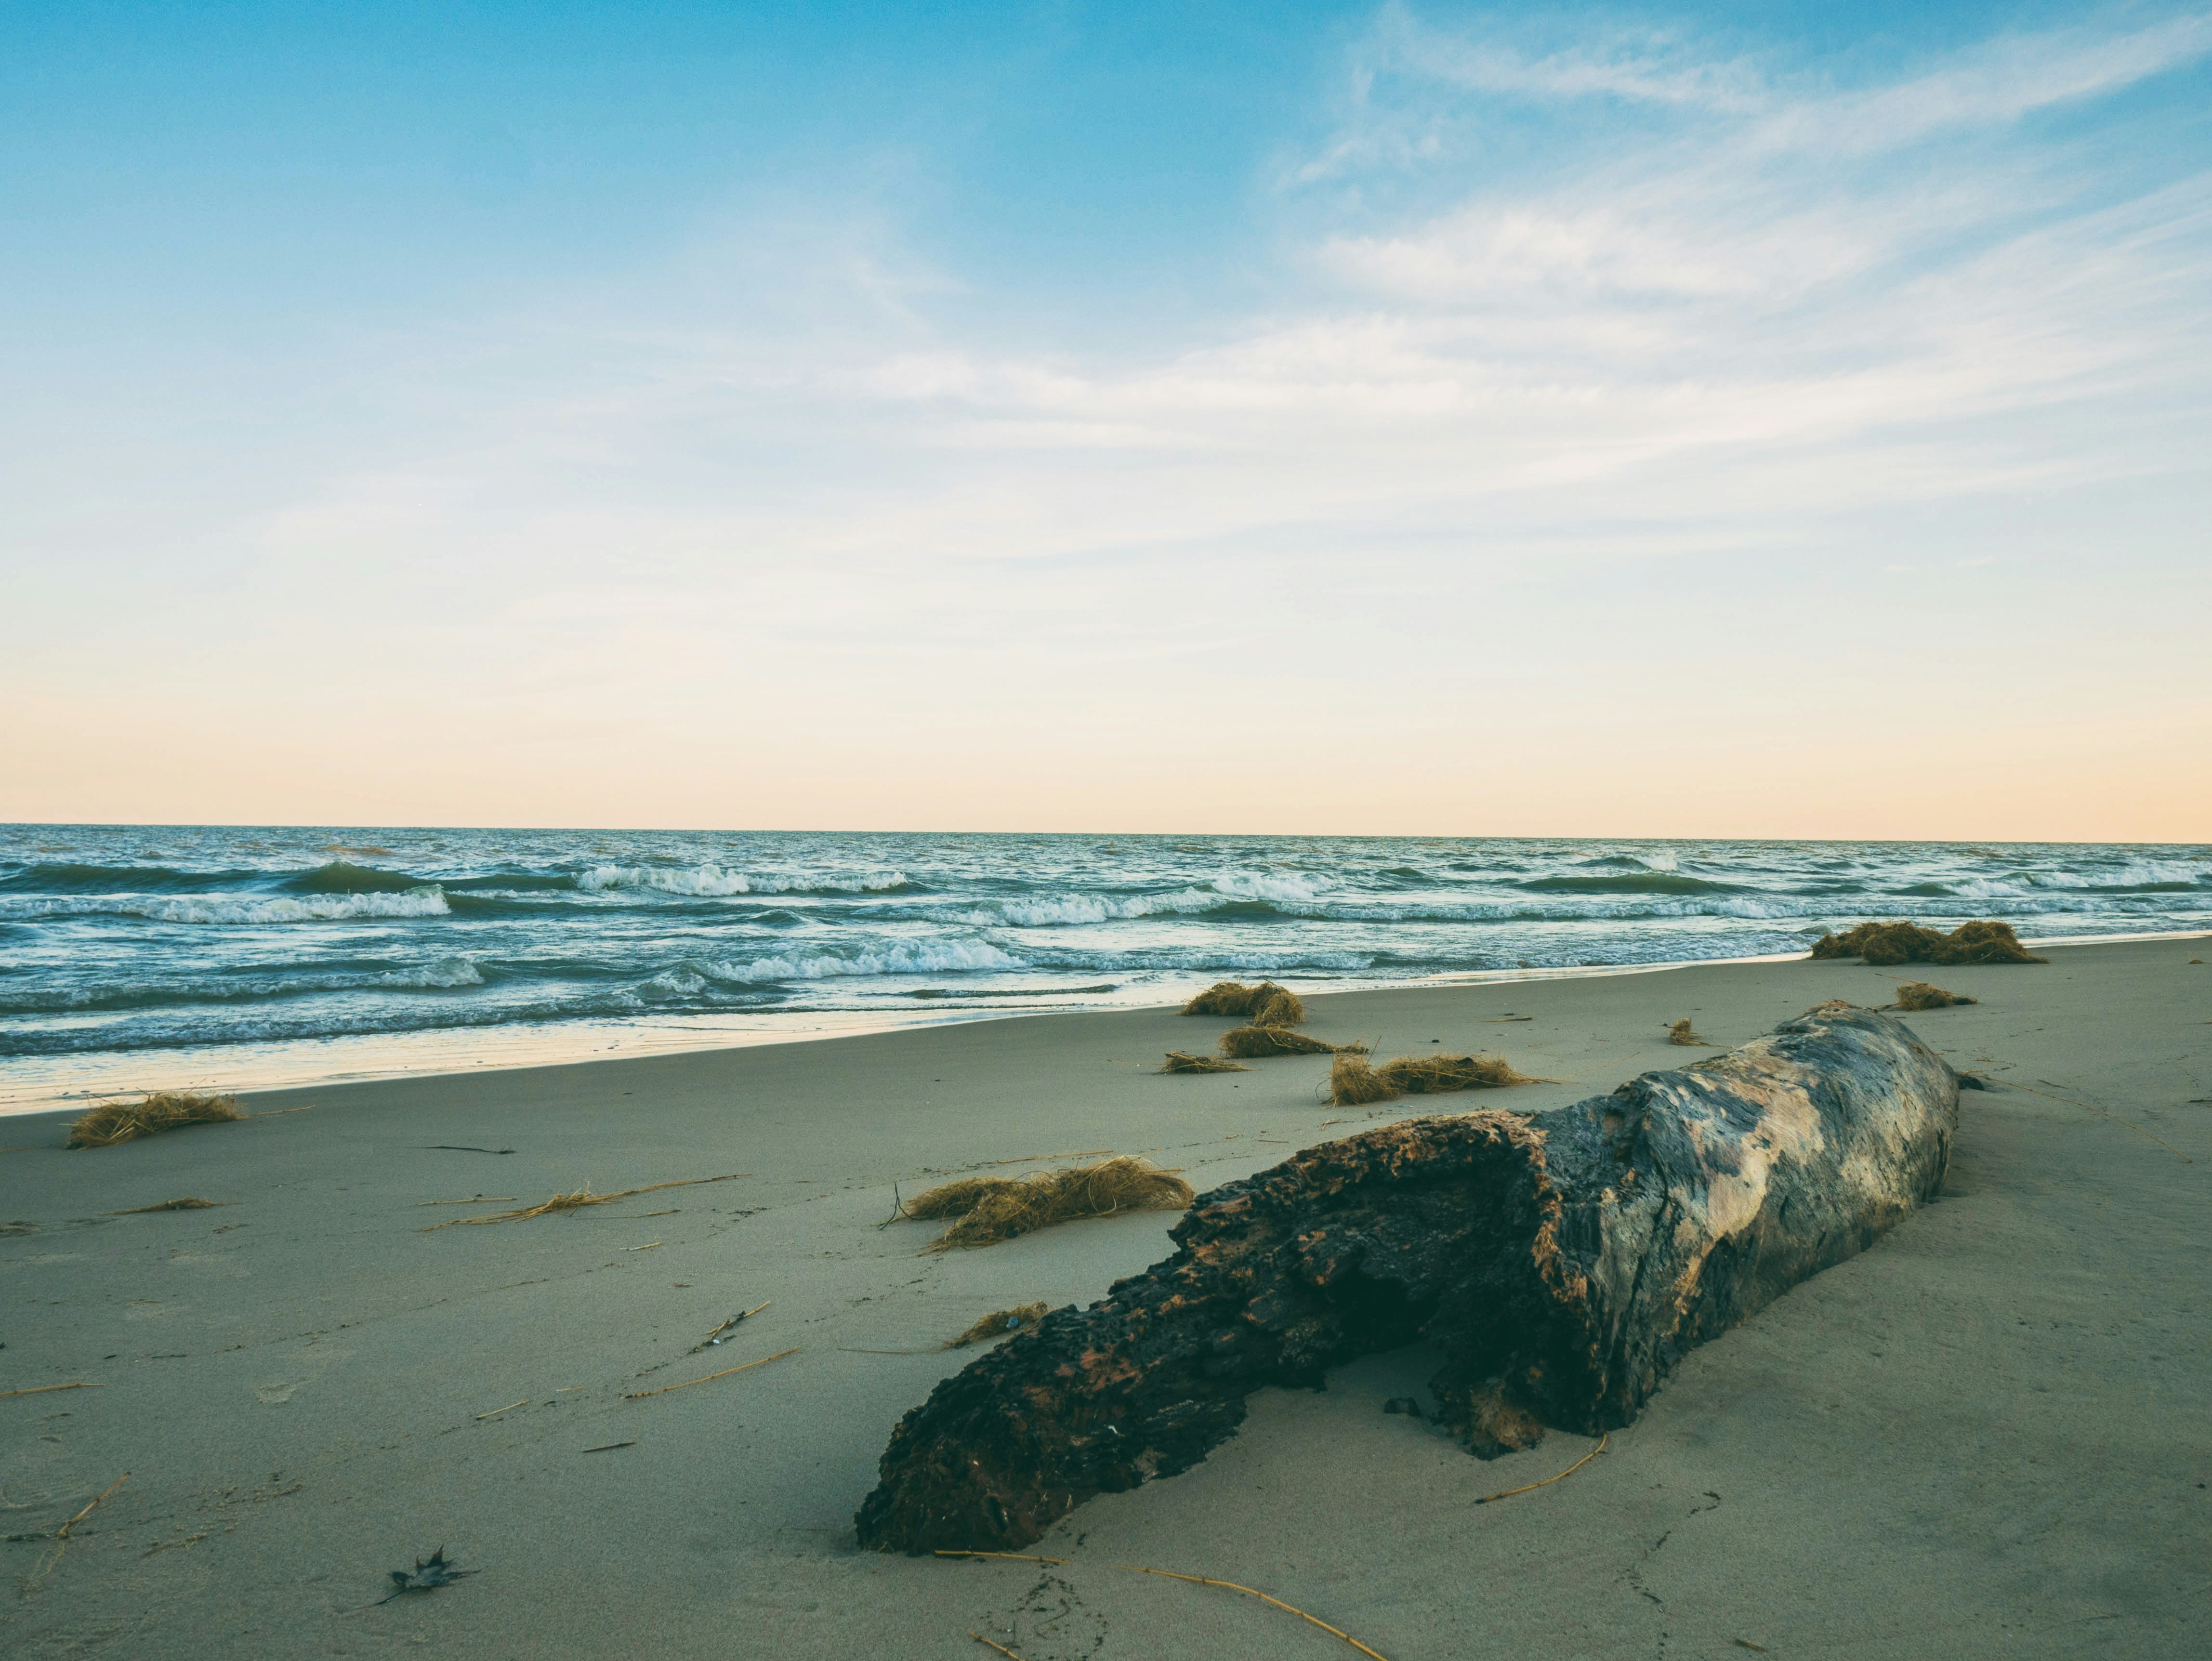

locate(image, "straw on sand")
(68, 1092), (243, 1149)
(108, 1197), (224, 1214)
(1251, 988), (1306, 1028)
(947, 1302), (1052, 1348)
(1894, 981), (1976, 1011)
(1810, 919), (2044, 965)
(1218, 1025), (1345, 1059)
(422, 1173), (747, 1229)
(1179, 980), (1295, 1018)
(1159, 1051), (1251, 1074)
(1666, 1019), (1712, 1046)
(1328, 1051), (1538, 1107)
(908, 1157), (1194, 1252)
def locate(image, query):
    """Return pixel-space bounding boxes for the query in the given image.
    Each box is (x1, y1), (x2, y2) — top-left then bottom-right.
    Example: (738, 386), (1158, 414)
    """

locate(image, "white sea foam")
(1208, 871), (1323, 902)
(16, 888), (452, 924)
(377, 957), (483, 989)
(706, 939), (1023, 982)
(578, 863), (908, 897)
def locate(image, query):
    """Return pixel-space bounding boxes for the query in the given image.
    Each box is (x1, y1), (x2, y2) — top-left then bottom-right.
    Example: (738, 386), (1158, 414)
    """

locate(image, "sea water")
(3, 825), (2206, 1107)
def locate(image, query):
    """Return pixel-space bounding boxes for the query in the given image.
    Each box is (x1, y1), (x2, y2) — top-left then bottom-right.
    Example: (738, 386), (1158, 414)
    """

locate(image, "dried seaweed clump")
(1218, 1024), (1343, 1059)
(1158, 1051), (1250, 1074)
(1894, 981), (1977, 1011)
(909, 1157), (1195, 1252)
(68, 1092), (244, 1149)
(1251, 988), (1306, 1028)
(1327, 1051), (1536, 1107)
(1328, 1050), (1401, 1106)
(1666, 1019), (1712, 1046)
(947, 1302), (1052, 1348)
(1810, 920), (2044, 966)
(1178, 980), (1294, 1018)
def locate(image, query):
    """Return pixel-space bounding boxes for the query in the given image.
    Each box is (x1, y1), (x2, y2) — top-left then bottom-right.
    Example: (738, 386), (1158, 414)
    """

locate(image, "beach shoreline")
(8, 925), (2205, 1119)
(2, 938), (2206, 1657)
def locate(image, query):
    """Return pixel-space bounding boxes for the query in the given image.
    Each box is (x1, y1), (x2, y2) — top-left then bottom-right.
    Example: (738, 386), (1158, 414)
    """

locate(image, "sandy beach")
(3, 938), (2206, 1659)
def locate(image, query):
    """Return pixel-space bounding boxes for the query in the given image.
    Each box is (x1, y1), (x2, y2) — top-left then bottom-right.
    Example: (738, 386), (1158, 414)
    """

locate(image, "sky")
(3, 1), (2208, 840)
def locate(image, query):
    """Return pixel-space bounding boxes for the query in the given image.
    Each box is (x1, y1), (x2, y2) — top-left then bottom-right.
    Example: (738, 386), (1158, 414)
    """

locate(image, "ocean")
(4, 825), (2207, 1108)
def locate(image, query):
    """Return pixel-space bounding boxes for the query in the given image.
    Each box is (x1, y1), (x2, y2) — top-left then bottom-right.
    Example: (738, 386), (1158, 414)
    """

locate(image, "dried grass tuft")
(1218, 1025), (1342, 1058)
(1179, 980), (1296, 1018)
(1810, 919), (2044, 966)
(1894, 980), (1976, 1011)
(947, 1301), (1052, 1348)
(68, 1092), (244, 1149)
(1666, 1019), (1712, 1046)
(1328, 1051), (1536, 1107)
(109, 1197), (223, 1214)
(1381, 1054), (1535, 1093)
(1159, 1051), (1251, 1074)
(422, 1173), (746, 1229)
(1251, 988), (1307, 1028)
(912, 1156), (1194, 1252)
(1328, 1050), (1400, 1106)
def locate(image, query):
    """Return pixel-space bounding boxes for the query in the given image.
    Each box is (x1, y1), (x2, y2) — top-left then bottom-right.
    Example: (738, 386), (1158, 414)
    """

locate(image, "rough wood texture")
(855, 1002), (1958, 1554)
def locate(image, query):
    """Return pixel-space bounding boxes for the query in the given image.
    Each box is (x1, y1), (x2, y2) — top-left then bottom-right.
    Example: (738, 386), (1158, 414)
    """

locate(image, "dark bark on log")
(855, 1002), (1957, 1554)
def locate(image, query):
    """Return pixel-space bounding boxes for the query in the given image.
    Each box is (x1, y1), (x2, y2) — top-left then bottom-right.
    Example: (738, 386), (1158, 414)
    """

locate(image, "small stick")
(621, 1347), (798, 1399)
(423, 1145), (516, 1155)
(474, 1398), (529, 1420)
(1474, 1431), (1608, 1504)
(252, 1106), (316, 1118)
(583, 1441), (636, 1453)
(1115, 1563), (1392, 1661)
(0, 1382), (101, 1399)
(56, 1472), (129, 1539)
(623, 1242), (662, 1252)
(702, 1303), (771, 1344)
(417, 1196), (519, 1206)
(935, 1550), (1070, 1565)
(970, 1632), (1025, 1659)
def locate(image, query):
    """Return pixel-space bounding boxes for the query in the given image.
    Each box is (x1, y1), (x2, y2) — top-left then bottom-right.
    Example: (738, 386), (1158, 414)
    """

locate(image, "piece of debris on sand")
(378, 1547), (478, 1603)
(906, 1157), (1195, 1252)
(1809, 920), (2043, 966)
(68, 1093), (243, 1149)
(1179, 980), (1295, 1018)
(1159, 1051), (1251, 1074)
(1327, 1051), (1536, 1107)
(948, 1303), (1052, 1348)
(1894, 981), (1976, 1011)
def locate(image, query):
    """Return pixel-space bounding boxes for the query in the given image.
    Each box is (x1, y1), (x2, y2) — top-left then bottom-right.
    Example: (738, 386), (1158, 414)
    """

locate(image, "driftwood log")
(855, 1002), (1958, 1554)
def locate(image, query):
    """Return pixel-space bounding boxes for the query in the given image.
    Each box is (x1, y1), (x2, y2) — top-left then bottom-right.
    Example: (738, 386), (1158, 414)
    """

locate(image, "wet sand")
(3, 939), (2207, 1658)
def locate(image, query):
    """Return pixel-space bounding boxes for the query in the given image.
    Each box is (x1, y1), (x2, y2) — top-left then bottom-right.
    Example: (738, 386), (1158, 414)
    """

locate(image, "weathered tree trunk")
(855, 1002), (1957, 1554)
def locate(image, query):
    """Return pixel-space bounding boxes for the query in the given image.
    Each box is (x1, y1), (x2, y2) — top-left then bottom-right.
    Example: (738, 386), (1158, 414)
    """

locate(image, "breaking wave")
(578, 863), (910, 897)
(12, 888), (452, 924)
(5, 826), (2205, 1065)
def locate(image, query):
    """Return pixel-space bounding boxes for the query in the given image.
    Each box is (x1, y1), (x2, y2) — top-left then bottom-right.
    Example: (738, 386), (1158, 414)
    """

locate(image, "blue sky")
(5, 3), (2210, 836)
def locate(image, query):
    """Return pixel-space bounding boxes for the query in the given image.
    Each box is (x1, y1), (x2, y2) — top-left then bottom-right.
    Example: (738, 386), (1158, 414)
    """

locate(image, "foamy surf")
(3, 827), (2206, 1091)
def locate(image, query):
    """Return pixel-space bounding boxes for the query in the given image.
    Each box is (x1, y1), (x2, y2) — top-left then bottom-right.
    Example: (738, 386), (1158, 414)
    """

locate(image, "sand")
(2, 939), (2206, 1658)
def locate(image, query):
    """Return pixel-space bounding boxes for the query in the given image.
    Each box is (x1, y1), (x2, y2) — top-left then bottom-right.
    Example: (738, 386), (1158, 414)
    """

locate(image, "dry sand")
(2, 940), (2206, 1659)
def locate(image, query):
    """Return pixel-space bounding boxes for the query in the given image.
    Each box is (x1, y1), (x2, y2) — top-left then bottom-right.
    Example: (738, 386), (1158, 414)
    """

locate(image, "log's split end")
(855, 1003), (1958, 1555)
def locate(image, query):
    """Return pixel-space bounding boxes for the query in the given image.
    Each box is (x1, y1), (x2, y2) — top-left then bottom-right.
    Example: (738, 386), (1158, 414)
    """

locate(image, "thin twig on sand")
(422, 1173), (749, 1230)
(1473, 1432), (1608, 1504)
(621, 1348), (798, 1399)
(56, 1473), (129, 1539)
(1114, 1563), (1393, 1661)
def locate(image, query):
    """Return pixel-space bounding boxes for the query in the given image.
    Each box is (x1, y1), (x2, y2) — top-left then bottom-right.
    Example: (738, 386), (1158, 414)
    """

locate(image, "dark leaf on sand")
(380, 1547), (479, 1602)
